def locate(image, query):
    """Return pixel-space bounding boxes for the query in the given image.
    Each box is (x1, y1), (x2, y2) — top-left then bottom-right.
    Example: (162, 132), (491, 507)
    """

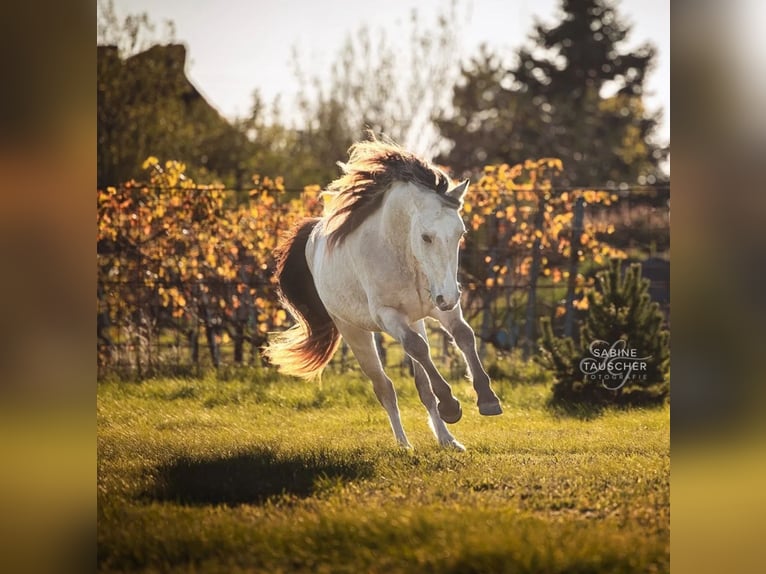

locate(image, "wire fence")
(97, 184), (669, 380)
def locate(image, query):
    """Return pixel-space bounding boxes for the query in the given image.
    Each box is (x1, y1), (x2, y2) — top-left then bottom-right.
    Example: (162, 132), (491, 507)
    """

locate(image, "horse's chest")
(311, 241), (431, 329)
(365, 265), (435, 326)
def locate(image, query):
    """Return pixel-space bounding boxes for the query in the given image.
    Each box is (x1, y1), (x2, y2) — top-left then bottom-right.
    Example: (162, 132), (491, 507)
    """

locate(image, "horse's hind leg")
(334, 319), (411, 448)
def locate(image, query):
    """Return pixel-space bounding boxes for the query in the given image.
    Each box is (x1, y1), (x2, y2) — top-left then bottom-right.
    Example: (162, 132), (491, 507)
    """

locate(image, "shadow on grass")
(547, 390), (668, 420)
(149, 447), (374, 506)
(546, 400), (606, 421)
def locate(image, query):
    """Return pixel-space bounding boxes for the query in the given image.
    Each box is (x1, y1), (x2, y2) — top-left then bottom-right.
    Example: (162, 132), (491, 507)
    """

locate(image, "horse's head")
(410, 179), (469, 311)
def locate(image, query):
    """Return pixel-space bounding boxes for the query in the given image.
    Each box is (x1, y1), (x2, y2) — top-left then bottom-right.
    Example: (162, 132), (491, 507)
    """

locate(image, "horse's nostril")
(435, 295), (445, 306)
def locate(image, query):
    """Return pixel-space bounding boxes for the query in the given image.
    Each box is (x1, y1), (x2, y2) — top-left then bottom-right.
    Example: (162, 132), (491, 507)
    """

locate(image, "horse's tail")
(263, 218), (341, 379)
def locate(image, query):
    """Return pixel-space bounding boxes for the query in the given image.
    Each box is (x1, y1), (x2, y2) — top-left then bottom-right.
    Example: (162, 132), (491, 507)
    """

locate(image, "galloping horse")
(264, 139), (502, 450)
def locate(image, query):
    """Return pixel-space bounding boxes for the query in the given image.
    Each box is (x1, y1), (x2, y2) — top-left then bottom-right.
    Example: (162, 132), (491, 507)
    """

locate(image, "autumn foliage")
(97, 158), (322, 375)
(458, 158), (625, 352)
(465, 158), (623, 287)
(97, 156), (629, 377)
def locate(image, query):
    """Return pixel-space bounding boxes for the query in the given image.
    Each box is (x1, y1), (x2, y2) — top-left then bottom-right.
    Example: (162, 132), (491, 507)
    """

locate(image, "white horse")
(264, 139), (502, 450)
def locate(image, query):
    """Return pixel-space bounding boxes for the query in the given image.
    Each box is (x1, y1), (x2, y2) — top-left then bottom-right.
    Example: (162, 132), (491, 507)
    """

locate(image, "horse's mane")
(323, 137), (452, 247)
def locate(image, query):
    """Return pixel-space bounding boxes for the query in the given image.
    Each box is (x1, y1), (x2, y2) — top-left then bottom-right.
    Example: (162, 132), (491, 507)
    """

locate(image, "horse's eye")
(421, 234), (433, 244)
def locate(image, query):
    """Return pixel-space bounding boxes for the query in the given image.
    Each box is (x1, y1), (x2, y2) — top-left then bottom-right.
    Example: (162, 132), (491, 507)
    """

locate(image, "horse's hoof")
(438, 400), (463, 424)
(442, 439), (466, 452)
(478, 400), (503, 416)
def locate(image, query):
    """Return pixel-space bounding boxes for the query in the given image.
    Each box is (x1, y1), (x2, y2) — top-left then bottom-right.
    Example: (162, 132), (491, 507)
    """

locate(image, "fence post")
(478, 214), (498, 359)
(564, 197), (585, 338)
(134, 248), (143, 381)
(523, 194), (546, 359)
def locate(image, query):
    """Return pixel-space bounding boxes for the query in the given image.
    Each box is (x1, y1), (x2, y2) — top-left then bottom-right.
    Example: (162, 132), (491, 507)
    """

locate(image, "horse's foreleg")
(334, 319), (411, 448)
(411, 322), (465, 451)
(431, 307), (503, 416)
(375, 308), (462, 424)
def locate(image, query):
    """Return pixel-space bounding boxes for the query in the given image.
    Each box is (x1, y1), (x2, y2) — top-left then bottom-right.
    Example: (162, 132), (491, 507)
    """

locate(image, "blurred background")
(97, 0), (669, 189)
(96, 0), (670, 384)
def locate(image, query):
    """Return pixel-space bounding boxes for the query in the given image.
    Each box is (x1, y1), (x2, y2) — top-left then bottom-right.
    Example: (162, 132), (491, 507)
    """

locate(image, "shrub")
(539, 259), (669, 406)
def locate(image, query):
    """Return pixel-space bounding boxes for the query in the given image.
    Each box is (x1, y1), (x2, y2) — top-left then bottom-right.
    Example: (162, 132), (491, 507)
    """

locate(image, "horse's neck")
(378, 183), (414, 254)
(363, 183), (429, 306)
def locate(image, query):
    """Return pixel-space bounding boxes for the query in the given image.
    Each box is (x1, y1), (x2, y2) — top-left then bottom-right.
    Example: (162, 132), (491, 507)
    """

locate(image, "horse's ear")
(446, 179), (470, 203)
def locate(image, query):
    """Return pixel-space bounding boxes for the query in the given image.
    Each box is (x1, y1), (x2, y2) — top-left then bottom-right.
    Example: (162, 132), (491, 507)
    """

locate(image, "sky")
(104, 0), (670, 144)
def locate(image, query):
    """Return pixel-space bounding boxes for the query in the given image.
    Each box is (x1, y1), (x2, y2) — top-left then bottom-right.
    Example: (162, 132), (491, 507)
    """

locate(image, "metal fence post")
(564, 196), (585, 338)
(523, 194), (546, 359)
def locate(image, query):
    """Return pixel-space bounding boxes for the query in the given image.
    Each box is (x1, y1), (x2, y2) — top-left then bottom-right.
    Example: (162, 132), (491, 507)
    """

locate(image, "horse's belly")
(308, 236), (379, 331)
(319, 274), (432, 331)
(320, 280), (378, 330)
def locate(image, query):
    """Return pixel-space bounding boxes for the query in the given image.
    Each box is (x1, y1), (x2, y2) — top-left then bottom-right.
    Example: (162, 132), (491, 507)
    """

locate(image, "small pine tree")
(539, 259), (669, 406)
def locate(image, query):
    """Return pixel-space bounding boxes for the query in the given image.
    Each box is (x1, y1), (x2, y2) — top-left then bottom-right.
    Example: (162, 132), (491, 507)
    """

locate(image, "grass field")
(97, 368), (669, 573)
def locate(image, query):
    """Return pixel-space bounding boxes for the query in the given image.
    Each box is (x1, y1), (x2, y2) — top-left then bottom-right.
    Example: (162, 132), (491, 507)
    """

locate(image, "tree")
(97, 1), (255, 189)
(538, 258), (669, 406)
(290, 1), (464, 186)
(437, 0), (668, 188)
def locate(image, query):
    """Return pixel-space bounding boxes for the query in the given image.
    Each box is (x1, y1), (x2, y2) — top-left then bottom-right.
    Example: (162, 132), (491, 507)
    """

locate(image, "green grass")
(98, 369), (669, 573)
